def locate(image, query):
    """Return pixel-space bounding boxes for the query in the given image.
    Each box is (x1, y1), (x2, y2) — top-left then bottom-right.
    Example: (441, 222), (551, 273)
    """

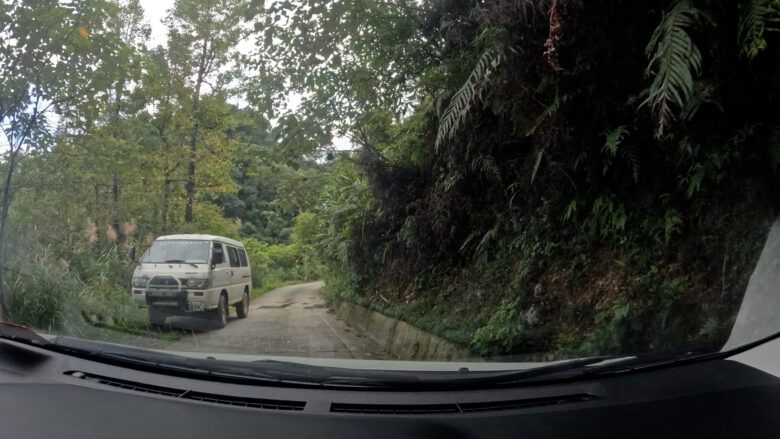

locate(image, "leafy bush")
(471, 300), (525, 356)
(297, 2), (778, 359)
(6, 256), (147, 335)
(243, 238), (322, 289)
(2, 232), (149, 335)
(5, 265), (78, 331)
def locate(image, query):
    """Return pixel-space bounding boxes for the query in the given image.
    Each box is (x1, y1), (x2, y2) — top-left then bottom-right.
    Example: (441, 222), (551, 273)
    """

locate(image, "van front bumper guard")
(145, 289), (188, 309)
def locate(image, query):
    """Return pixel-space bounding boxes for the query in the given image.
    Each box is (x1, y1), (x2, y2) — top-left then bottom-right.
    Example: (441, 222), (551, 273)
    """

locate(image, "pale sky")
(1, 0), (349, 152)
(138, 0), (349, 150)
(138, 0), (172, 48)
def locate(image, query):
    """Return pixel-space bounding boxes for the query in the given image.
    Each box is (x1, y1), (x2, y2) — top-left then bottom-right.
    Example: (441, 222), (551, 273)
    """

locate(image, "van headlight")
(132, 276), (149, 288)
(184, 278), (210, 289)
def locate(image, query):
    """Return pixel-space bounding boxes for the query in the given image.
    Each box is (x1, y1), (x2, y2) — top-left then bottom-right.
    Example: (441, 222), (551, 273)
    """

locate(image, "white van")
(129, 234), (252, 328)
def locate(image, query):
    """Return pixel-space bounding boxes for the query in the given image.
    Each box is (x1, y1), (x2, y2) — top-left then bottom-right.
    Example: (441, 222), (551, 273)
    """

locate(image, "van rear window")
(238, 249), (248, 267)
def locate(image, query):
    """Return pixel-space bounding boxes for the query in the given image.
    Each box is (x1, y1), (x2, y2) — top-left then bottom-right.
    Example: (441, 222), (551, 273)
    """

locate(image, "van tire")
(236, 290), (249, 319)
(149, 308), (167, 328)
(212, 294), (228, 329)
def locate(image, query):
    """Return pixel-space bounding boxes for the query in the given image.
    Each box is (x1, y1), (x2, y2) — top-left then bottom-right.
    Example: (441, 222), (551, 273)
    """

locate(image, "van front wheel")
(236, 290), (249, 319)
(149, 308), (167, 328)
(211, 294), (228, 328)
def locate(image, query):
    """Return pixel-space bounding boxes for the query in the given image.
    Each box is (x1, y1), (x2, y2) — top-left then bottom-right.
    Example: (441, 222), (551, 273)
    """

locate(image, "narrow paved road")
(163, 282), (389, 359)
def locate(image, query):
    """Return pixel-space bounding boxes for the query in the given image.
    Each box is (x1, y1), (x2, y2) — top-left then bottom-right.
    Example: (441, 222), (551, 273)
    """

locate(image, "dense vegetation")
(1, 0), (779, 358)
(260, 0), (780, 358)
(0, 0), (323, 335)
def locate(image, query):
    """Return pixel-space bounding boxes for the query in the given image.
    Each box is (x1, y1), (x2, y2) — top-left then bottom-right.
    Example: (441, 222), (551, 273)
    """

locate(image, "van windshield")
(141, 240), (210, 264)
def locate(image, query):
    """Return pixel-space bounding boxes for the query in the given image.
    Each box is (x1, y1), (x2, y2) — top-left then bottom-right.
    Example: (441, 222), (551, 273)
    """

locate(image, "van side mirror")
(127, 245), (136, 262)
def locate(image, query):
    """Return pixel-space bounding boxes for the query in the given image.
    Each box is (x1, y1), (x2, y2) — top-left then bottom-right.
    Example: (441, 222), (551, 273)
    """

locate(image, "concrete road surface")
(162, 282), (390, 359)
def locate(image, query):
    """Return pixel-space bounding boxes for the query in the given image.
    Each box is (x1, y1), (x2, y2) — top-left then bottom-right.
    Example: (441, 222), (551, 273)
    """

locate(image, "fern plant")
(738, 0), (780, 59)
(601, 126), (640, 183)
(641, 0), (708, 138)
(435, 47), (504, 149)
(602, 126), (630, 156)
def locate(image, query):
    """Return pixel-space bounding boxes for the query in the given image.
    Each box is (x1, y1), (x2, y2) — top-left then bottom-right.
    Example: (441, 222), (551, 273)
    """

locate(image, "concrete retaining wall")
(332, 300), (472, 361)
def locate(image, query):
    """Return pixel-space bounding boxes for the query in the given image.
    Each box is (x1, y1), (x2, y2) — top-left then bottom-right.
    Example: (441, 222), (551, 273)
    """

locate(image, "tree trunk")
(112, 172), (120, 241)
(0, 151), (19, 320)
(111, 77), (124, 240)
(184, 157), (195, 222)
(184, 37), (210, 224)
(161, 177), (170, 233)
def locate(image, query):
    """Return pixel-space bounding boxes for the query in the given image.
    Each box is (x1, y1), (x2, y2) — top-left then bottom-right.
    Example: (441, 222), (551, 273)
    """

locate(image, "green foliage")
(660, 208), (684, 244)
(0, 0), (133, 318)
(213, 144), (328, 244)
(2, 0), (778, 362)
(284, 1), (779, 360)
(641, 0), (708, 137)
(471, 300), (525, 356)
(589, 195), (628, 240)
(5, 265), (75, 331)
(436, 47), (505, 149)
(738, 0), (780, 58)
(242, 238), (322, 289)
(602, 126), (630, 157)
(0, 0), (323, 333)
(571, 298), (632, 356)
(4, 235), (147, 335)
(601, 126), (639, 183)
(190, 202), (240, 238)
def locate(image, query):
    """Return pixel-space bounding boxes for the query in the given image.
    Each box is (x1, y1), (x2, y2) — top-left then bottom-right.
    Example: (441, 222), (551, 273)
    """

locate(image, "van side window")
(212, 243), (226, 266)
(238, 249), (248, 267)
(227, 246), (240, 268)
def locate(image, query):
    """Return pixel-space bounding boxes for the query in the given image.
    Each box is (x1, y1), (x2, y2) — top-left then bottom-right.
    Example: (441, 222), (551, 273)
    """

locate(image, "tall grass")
(5, 241), (148, 337)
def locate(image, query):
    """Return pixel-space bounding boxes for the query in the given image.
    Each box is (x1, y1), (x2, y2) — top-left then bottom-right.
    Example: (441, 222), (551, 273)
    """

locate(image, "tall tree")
(0, 0), (123, 319)
(55, 0), (151, 242)
(106, 0), (150, 237)
(244, 0), (432, 158)
(165, 0), (246, 223)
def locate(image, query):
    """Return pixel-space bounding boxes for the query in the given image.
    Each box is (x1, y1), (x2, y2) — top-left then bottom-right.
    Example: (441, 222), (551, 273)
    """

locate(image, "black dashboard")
(1, 339), (779, 438)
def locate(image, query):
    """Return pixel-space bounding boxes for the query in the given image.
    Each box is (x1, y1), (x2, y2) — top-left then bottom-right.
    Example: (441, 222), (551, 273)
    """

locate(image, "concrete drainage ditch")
(330, 299), (473, 361)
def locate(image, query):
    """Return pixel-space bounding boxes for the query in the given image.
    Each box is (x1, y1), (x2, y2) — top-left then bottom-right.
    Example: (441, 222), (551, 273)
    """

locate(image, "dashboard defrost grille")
(66, 371), (306, 411)
(459, 394), (596, 413)
(331, 403), (460, 415)
(330, 394), (596, 415)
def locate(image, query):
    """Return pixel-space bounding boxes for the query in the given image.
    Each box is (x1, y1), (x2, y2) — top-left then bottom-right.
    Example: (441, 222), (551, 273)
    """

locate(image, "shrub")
(243, 238), (323, 288)
(5, 265), (79, 331)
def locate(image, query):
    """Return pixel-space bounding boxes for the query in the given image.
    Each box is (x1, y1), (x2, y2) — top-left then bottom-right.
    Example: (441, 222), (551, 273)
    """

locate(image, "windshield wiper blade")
(0, 321), (50, 346)
(98, 352), (288, 384)
(50, 336), (615, 389)
(573, 349), (722, 378)
(260, 356), (621, 389)
(164, 259), (199, 268)
(46, 336), (652, 389)
(296, 356), (620, 389)
(50, 337), (325, 386)
(446, 356), (620, 387)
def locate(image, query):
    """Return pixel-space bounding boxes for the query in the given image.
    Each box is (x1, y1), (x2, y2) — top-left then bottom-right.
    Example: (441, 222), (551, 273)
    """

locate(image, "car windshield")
(0, 0), (778, 377)
(142, 240), (210, 264)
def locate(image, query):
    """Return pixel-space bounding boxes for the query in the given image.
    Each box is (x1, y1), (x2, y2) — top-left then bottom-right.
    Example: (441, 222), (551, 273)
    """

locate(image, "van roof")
(156, 234), (245, 248)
